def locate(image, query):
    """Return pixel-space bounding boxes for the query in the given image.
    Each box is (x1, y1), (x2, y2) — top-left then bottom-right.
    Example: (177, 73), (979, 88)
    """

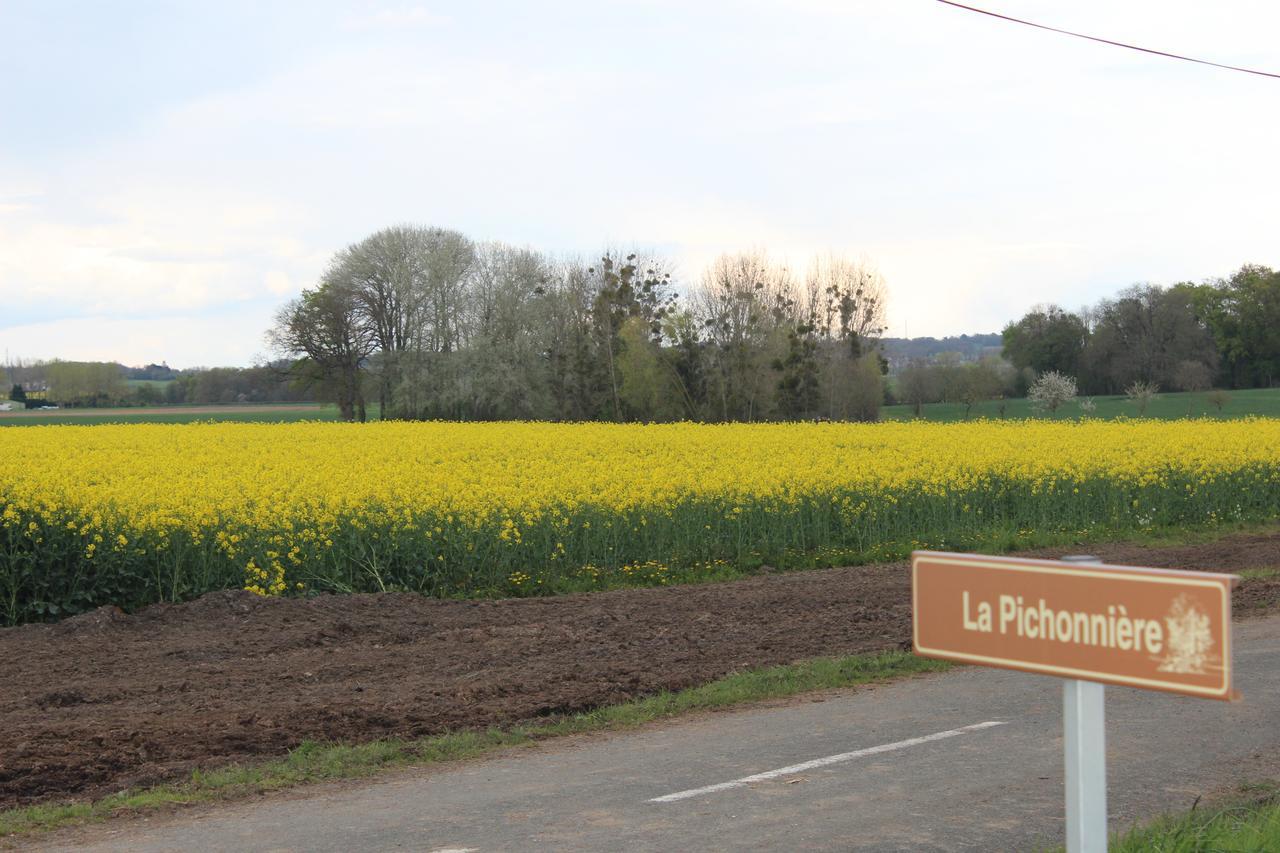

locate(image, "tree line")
(14, 248), (1272, 420)
(3, 360), (315, 408)
(1000, 264), (1280, 396)
(268, 225), (889, 422)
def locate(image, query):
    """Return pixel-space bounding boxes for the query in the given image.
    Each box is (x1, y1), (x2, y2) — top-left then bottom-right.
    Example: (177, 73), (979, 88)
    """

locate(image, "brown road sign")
(912, 551), (1238, 700)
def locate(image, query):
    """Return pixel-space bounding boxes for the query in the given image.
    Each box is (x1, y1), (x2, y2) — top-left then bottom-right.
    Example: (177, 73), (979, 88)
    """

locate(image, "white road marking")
(430, 848), (479, 852)
(648, 720), (1006, 803)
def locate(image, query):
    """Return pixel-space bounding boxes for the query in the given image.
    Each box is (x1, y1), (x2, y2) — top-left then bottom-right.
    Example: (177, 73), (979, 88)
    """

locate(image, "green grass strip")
(0, 650), (949, 839)
(1101, 781), (1280, 852)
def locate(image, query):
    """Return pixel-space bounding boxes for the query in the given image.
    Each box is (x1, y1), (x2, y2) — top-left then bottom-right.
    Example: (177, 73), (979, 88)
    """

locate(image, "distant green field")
(0, 403), (350, 426)
(883, 387), (1280, 422)
(4, 389), (1277, 425)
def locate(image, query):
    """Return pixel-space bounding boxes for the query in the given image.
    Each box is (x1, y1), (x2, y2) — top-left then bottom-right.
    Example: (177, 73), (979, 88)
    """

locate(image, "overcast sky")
(2, 0), (1277, 368)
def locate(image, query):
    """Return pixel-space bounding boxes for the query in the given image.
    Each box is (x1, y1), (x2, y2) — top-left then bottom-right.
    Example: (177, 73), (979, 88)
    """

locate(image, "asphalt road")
(40, 614), (1280, 852)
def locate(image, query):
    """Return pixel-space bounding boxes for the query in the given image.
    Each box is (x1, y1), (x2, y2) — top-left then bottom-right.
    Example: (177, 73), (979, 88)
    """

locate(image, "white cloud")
(0, 310), (281, 369)
(0, 184), (320, 321)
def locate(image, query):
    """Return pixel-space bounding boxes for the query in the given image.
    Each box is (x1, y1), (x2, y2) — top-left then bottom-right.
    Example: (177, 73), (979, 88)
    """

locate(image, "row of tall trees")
(268, 225), (889, 422)
(45, 362), (127, 406)
(1001, 265), (1279, 395)
(162, 365), (315, 405)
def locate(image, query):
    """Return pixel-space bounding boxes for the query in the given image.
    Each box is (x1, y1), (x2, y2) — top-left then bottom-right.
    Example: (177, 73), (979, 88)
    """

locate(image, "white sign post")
(1060, 555), (1108, 853)
(1063, 678), (1107, 851)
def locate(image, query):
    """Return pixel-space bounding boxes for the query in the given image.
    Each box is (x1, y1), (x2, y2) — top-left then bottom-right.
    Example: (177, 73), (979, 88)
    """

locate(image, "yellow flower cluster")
(1, 419), (1278, 622)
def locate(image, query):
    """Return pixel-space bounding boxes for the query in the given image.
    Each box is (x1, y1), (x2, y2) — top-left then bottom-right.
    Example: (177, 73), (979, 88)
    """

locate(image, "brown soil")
(2, 531), (1278, 810)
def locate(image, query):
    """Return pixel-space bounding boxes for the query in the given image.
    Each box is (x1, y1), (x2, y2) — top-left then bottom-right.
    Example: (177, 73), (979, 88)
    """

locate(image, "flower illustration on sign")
(1157, 594), (1215, 675)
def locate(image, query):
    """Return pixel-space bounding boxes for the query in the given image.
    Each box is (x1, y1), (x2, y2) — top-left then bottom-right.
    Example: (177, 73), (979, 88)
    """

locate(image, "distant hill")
(878, 333), (1002, 370)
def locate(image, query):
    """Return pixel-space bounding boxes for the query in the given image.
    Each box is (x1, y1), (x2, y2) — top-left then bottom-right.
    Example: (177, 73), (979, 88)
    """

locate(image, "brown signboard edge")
(911, 550), (1240, 701)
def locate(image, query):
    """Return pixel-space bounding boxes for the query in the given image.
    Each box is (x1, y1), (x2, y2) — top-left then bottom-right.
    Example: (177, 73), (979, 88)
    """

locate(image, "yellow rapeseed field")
(2, 419), (1278, 623)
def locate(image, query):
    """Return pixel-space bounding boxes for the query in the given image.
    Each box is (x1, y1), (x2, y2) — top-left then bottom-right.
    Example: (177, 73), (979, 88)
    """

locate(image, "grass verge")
(1105, 781), (1280, 852)
(0, 650), (949, 839)
(755, 517), (1280, 578)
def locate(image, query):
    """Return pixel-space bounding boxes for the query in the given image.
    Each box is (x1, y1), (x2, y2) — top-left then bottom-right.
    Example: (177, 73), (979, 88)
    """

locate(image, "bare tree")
(804, 254), (887, 351)
(955, 359), (1005, 419)
(1124, 379), (1160, 416)
(421, 227), (476, 356)
(823, 351), (883, 421)
(898, 359), (941, 417)
(333, 227), (428, 418)
(799, 255), (888, 421)
(694, 251), (792, 421)
(268, 276), (375, 421)
(589, 251), (677, 421)
(460, 242), (556, 419)
(542, 257), (607, 420)
(328, 226), (477, 419)
(1172, 359), (1212, 393)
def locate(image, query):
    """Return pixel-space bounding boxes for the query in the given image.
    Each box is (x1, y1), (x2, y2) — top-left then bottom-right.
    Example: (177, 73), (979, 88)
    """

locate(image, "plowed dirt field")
(3, 532), (1278, 809)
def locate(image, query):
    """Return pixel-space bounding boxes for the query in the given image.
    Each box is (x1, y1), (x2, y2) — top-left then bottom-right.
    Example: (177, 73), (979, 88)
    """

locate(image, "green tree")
(1083, 285), (1216, 393)
(9, 384), (26, 404)
(591, 252), (677, 421)
(133, 382), (162, 406)
(661, 309), (708, 420)
(1001, 306), (1087, 378)
(617, 315), (682, 421)
(773, 323), (822, 420)
(164, 380), (186, 405)
(836, 352), (884, 422)
(46, 361), (126, 407)
(1181, 265), (1280, 388)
